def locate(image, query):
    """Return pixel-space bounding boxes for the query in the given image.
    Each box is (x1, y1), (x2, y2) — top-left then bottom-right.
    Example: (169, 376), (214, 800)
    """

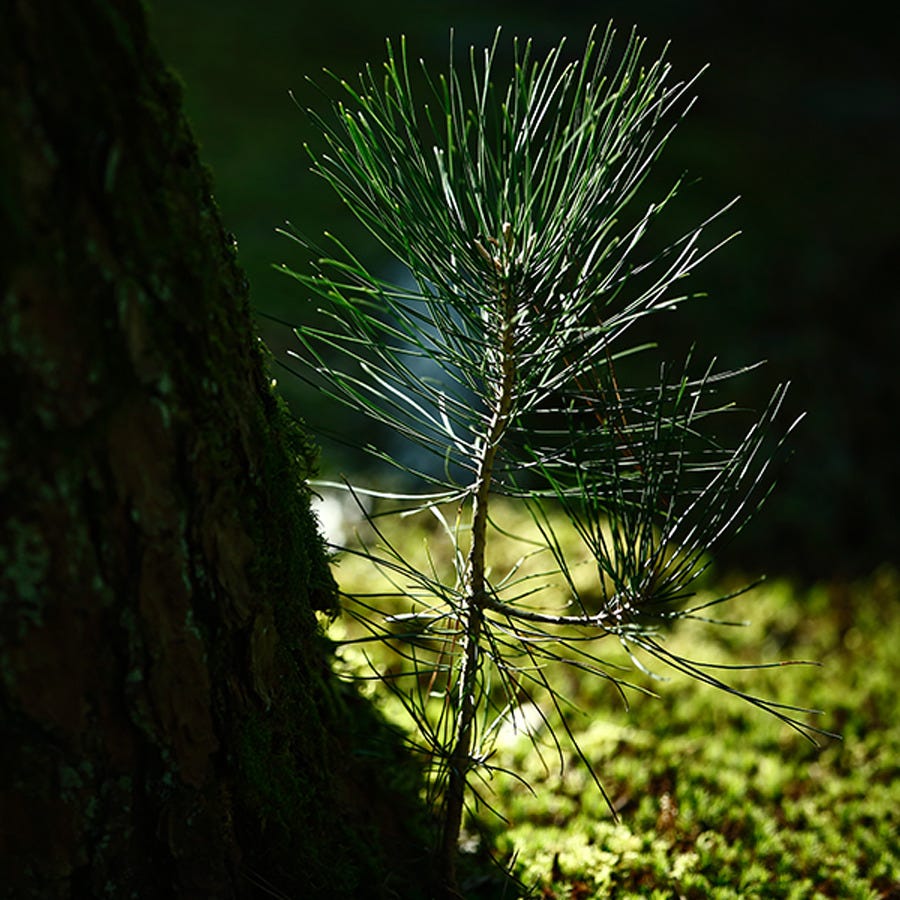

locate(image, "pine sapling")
(277, 24), (834, 894)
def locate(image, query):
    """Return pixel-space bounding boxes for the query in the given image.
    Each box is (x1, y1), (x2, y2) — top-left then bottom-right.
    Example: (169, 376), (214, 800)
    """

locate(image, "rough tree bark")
(0, 2), (432, 897)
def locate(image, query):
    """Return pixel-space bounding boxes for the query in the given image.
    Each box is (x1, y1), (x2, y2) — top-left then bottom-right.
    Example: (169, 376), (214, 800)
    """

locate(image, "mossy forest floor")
(321, 497), (899, 899)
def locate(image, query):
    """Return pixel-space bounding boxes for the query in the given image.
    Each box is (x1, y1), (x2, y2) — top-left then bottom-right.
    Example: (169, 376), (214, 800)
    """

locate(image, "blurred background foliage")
(148, 0), (899, 580)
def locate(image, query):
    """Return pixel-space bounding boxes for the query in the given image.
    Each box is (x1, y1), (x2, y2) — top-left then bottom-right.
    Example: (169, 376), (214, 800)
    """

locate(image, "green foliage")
(483, 569), (900, 899)
(334, 521), (898, 898)
(281, 24), (833, 891)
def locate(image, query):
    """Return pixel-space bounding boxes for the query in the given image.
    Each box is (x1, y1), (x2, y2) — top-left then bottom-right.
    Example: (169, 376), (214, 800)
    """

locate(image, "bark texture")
(0, 2), (431, 897)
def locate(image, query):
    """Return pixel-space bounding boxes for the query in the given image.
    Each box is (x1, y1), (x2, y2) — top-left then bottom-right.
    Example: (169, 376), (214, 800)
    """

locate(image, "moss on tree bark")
(0, 2), (432, 896)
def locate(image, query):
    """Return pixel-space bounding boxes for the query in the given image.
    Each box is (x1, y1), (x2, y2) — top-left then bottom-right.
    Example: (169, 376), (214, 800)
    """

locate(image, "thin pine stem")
(440, 268), (518, 886)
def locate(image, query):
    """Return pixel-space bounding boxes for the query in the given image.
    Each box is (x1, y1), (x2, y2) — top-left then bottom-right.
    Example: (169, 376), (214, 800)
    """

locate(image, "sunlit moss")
(328, 504), (899, 897)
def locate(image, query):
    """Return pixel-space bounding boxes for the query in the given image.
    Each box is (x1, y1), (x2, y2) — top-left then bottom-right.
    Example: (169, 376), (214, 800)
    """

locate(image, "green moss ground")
(324, 500), (899, 899)
(482, 569), (899, 899)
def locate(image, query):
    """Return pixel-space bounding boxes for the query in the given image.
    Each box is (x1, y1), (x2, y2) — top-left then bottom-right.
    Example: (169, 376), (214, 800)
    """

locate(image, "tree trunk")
(0, 2), (432, 897)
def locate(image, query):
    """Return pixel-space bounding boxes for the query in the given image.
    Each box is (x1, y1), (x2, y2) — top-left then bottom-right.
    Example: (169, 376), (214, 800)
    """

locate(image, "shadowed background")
(148, 0), (899, 580)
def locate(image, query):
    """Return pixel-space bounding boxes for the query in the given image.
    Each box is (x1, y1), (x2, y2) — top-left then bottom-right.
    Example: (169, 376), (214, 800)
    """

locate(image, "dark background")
(148, 0), (899, 580)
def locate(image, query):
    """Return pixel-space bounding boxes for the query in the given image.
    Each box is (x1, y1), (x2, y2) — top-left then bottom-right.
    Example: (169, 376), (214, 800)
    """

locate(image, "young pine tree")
(277, 24), (831, 895)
